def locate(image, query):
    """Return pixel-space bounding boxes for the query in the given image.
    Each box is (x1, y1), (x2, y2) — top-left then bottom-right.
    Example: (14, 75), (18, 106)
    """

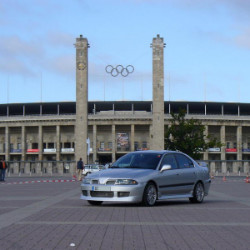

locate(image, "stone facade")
(1, 35), (250, 175)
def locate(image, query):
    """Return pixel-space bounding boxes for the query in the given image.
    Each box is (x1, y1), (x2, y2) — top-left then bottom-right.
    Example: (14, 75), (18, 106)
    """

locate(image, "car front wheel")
(87, 200), (103, 206)
(189, 182), (205, 203)
(142, 183), (157, 206)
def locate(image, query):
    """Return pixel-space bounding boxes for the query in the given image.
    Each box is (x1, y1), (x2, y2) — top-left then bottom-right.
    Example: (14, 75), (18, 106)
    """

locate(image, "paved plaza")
(0, 176), (250, 249)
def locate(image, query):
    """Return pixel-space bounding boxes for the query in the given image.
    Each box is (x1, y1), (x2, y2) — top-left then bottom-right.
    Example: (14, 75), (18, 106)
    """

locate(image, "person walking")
(0, 160), (2, 181)
(77, 158), (84, 181)
(0, 159), (7, 182)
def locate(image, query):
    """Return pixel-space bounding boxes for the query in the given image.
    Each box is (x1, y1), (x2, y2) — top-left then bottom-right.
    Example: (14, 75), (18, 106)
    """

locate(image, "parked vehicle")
(81, 150), (211, 206)
(82, 164), (105, 176)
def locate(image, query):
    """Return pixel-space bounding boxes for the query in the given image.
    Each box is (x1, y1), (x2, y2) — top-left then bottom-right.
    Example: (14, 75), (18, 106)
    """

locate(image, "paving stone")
(0, 177), (250, 249)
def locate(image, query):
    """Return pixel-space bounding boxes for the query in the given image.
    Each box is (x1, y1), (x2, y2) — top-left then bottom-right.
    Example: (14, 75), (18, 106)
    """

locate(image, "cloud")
(0, 36), (43, 58)
(44, 54), (75, 78)
(0, 58), (35, 76)
(47, 31), (75, 48)
(196, 28), (250, 51)
(234, 28), (250, 49)
(0, 35), (44, 76)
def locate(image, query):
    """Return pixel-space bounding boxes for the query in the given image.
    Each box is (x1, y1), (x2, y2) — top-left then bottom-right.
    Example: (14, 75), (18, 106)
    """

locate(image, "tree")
(164, 109), (222, 159)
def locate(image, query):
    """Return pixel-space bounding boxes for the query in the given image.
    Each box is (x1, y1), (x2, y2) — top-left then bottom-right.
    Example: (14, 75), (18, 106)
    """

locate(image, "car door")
(174, 153), (197, 195)
(156, 153), (183, 197)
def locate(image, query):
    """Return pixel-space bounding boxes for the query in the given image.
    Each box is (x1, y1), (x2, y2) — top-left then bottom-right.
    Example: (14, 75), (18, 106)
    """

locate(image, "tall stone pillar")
(150, 34), (165, 150)
(74, 35), (89, 163)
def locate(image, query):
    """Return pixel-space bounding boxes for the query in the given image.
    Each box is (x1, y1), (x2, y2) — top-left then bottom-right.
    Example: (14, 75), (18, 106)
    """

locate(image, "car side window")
(175, 154), (194, 168)
(161, 154), (178, 169)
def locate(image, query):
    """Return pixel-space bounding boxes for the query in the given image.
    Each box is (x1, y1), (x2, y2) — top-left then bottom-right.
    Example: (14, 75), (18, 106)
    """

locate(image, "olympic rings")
(105, 65), (134, 77)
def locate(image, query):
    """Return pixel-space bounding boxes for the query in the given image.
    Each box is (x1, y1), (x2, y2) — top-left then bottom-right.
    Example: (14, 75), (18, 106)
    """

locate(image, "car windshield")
(111, 152), (163, 170)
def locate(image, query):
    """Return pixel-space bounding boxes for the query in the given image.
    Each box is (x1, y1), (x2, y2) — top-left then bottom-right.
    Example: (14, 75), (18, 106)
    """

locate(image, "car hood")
(85, 168), (155, 179)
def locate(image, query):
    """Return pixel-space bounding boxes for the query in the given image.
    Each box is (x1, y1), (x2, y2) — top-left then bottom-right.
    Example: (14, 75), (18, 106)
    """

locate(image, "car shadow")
(84, 198), (217, 207)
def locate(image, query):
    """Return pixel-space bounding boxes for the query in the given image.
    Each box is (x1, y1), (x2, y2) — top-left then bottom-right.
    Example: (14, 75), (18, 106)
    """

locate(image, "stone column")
(93, 124), (97, 163)
(21, 126), (26, 161)
(131, 124), (135, 151)
(237, 126), (242, 161)
(203, 125), (209, 160)
(150, 34), (165, 150)
(36, 162), (42, 175)
(112, 124), (116, 163)
(58, 162), (64, 175)
(149, 125), (153, 149)
(5, 126), (9, 161)
(220, 125), (226, 160)
(74, 35), (89, 163)
(220, 125), (226, 174)
(210, 161), (216, 174)
(25, 162), (30, 174)
(237, 125), (242, 174)
(38, 125), (43, 161)
(244, 161), (249, 175)
(56, 125), (60, 161)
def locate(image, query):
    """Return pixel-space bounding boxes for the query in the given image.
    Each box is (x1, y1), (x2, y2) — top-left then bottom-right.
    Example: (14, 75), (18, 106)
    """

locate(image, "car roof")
(131, 150), (177, 155)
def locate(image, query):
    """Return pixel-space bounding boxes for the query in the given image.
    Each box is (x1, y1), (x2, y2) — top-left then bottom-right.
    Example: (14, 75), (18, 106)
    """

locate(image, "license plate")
(92, 186), (111, 191)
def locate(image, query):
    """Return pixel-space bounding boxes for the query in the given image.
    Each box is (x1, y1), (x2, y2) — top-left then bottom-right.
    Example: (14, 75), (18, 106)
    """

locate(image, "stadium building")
(1, 35), (250, 175)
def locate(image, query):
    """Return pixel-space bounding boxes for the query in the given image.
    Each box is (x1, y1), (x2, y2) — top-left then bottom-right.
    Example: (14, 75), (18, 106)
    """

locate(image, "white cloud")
(44, 54), (75, 78)
(47, 31), (75, 48)
(234, 28), (250, 49)
(0, 36), (43, 57)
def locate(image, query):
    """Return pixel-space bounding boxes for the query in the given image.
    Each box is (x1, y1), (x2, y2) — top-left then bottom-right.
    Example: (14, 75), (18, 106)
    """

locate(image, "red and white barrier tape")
(0, 179), (77, 185)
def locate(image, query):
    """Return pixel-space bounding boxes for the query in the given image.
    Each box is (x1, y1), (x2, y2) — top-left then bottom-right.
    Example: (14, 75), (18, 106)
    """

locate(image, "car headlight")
(83, 178), (91, 184)
(115, 179), (138, 185)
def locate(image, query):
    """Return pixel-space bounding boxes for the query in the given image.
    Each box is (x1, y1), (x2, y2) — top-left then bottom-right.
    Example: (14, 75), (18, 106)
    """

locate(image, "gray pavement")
(0, 176), (250, 249)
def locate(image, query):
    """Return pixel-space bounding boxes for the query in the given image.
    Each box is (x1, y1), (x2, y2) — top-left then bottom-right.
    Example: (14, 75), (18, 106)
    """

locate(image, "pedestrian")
(0, 160), (2, 181)
(0, 159), (7, 182)
(77, 158), (84, 181)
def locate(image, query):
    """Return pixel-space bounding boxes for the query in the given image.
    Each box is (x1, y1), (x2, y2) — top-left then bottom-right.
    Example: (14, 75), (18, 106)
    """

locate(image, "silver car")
(81, 150), (211, 206)
(82, 164), (105, 176)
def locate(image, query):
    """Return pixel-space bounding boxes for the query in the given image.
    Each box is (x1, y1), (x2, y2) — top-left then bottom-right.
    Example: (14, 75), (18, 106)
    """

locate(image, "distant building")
(0, 35), (250, 175)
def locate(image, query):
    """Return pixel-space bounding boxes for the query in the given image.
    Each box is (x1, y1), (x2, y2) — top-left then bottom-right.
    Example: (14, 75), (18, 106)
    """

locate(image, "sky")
(0, 0), (250, 104)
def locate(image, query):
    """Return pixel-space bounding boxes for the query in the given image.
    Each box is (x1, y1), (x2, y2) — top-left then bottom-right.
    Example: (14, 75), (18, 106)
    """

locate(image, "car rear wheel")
(189, 182), (204, 203)
(142, 183), (157, 206)
(87, 200), (103, 206)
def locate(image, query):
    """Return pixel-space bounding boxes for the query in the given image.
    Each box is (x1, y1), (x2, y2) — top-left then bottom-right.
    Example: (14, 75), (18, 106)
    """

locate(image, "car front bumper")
(80, 183), (145, 203)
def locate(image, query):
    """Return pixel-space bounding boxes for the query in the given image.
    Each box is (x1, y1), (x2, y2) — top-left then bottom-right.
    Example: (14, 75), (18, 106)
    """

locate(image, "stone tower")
(74, 35), (89, 163)
(151, 34), (165, 150)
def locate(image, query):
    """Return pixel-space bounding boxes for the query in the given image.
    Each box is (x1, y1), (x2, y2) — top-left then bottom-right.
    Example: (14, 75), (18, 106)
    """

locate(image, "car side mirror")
(160, 164), (172, 173)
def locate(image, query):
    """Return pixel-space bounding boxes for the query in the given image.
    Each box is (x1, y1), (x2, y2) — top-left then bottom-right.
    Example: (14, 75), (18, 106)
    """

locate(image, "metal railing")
(4, 160), (250, 177)
(6, 161), (76, 176)
(196, 160), (250, 176)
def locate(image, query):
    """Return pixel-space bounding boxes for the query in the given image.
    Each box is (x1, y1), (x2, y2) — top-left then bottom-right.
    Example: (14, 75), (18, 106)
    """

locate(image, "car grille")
(106, 180), (116, 185)
(82, 190), (87, 196)
(118, 192), (130, 197)
(90, 191), (114, 198)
